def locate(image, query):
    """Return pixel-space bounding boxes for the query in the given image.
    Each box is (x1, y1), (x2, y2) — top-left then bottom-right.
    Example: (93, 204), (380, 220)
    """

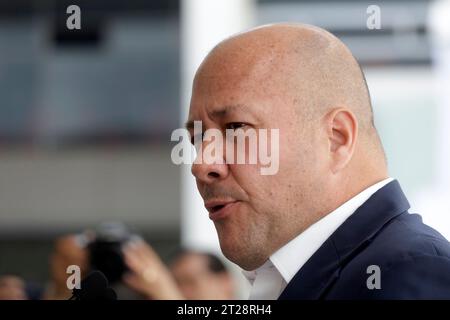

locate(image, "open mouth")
(206, 201), (239, 221)
(210, 204), (226, 213)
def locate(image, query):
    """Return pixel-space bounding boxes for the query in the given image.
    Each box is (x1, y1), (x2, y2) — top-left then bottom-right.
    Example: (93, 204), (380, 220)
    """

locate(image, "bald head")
(194, 23), (383, 157)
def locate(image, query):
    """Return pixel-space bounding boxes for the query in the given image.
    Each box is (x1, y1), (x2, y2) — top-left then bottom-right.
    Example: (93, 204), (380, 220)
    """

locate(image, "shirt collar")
(243, 177), (394, 285)
(241, 260), (275, 285)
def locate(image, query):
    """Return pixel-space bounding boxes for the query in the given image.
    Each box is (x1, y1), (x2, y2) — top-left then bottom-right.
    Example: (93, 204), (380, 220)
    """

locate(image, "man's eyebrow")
(210, 104), (247, 119)
(184, 104), (249, 130)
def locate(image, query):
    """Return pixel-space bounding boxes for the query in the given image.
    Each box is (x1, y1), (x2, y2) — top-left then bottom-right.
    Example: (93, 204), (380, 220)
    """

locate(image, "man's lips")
(204, 199), (240, 221)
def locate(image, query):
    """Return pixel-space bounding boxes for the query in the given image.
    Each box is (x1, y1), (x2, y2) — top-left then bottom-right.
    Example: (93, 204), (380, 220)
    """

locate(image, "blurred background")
(0, 0), (449, 299)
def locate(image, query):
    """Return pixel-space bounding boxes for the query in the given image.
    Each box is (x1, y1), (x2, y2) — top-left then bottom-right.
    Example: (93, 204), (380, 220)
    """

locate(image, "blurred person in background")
(122, 241), (234, 299)
(170, 250), (235, 300)
(0, 275), (28, 300)
(42, 234), (88, 300)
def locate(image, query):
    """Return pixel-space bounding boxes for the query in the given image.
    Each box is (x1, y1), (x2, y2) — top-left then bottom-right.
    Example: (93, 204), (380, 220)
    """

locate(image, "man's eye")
(226, 122), (246, 130)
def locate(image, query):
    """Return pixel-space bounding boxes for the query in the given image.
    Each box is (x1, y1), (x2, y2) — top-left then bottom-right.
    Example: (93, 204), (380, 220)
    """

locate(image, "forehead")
(187, 72), (283, 126)
(187, 84), (298, 133)
(186, 39), (304, 126)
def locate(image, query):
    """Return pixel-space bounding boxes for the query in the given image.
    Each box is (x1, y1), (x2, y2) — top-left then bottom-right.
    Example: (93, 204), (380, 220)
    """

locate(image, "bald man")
(186, 23), (450, 299)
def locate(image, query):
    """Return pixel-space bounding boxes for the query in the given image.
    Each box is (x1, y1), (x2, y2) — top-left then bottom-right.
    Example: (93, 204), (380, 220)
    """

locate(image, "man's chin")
(218, 238), (266, 270)
(218, 238), (246, 267)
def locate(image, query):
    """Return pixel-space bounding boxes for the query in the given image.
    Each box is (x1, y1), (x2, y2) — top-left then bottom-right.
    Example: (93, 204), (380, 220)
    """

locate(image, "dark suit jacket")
(278, 180), (450, 299)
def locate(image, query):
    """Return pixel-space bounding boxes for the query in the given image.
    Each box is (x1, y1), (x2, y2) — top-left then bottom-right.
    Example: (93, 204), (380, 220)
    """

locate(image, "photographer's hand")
(122, 240), (184, 300)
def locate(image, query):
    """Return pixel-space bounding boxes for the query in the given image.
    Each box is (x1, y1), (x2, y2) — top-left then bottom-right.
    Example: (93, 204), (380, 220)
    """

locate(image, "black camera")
(87, 222), (140, 285)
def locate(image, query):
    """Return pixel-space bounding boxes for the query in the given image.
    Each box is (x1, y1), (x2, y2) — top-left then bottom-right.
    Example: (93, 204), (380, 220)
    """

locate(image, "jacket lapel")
(278, 180), (410, 300)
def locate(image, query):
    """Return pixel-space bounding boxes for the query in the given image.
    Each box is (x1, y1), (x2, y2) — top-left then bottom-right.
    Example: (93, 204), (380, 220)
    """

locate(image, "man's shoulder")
(363, 212), (450, 263)
(328, 212), (450, 299)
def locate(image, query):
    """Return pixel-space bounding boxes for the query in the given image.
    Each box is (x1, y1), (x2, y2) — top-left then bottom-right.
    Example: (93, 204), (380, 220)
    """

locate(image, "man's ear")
(324, 108), (358, 174)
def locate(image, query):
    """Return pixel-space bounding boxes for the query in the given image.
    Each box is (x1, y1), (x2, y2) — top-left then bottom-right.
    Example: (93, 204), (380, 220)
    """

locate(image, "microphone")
(69, 270), (117, 300)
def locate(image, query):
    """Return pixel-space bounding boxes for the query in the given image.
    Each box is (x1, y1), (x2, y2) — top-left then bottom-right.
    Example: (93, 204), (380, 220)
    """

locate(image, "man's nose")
(191, 146), (228, 184)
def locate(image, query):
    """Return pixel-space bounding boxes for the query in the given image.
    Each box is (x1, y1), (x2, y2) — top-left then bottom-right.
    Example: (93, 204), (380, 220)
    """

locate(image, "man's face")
(188, 53), (327, 270)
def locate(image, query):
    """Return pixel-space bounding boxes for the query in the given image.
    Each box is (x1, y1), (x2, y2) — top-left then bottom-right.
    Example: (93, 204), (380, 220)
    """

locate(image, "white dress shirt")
(242, 177), (394, 300)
